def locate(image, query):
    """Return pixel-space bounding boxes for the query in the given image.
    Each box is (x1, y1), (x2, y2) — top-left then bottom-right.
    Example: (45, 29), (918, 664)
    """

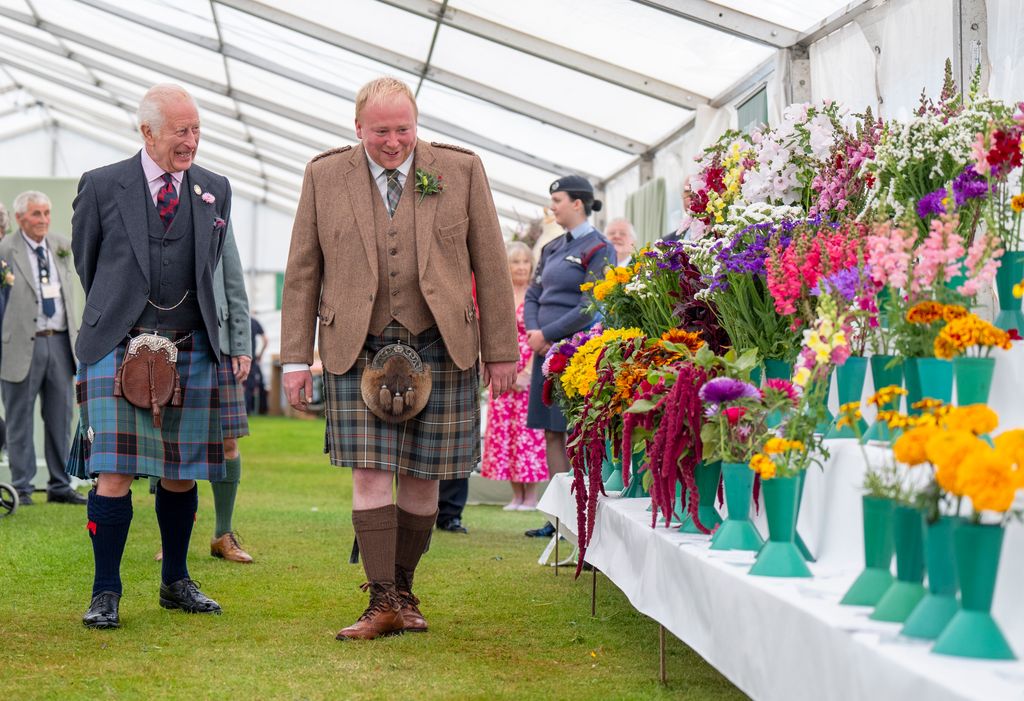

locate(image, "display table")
(539, 465), (1024, 701)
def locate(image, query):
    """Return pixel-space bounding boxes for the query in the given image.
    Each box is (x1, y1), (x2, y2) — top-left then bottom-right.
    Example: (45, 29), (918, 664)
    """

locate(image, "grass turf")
(0, 416), (746, 701)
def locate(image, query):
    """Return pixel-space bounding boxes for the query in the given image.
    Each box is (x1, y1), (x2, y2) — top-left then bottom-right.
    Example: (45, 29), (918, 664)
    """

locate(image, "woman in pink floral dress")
(482, 241), (548, 509)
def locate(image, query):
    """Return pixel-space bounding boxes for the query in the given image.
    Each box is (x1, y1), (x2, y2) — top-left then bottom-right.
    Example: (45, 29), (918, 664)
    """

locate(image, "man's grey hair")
(607, 217), (636, 239)
(137, 83), (197, 135)
(13, 190), (51, 217)
(0, 202), (9, 235)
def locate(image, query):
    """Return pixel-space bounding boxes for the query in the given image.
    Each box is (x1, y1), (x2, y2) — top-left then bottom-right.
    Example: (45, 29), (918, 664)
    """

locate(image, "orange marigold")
(906, 300), (945, 324)
(659, 328), (704, 353)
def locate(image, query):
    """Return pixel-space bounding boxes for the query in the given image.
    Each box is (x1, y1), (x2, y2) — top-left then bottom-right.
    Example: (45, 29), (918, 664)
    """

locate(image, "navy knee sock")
(87, 490), (133, 597)
(155, 481), (198, 585)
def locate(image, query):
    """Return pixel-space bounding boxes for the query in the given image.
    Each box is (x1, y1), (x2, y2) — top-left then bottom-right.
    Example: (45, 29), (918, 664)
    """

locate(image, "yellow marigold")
(911, 398), (946, 412)
(906, 300), (945, 324)
(934, 314), (1011, 358)
(925, 430), (988, 487)
(560, 328), (643, 399)
(994, 429), (1024, 466)
(868, 385), (907, 408)
(749, 453), (776, 479)
(941, 304), (969, 322)
(942, 405), (999, 436)
(762, 437), (788, 455)
(612, 266), (633, 284)
(893, 425), (939, 466)
(877, 410), (911, 429)
(958, 448), (1020, 513)
(1012, 193), (1024, 213)
(659, 328), (704, 353)
(580, 281), (595, 292)
(592, 280), (616, 301)
(836, 401), (862, 429)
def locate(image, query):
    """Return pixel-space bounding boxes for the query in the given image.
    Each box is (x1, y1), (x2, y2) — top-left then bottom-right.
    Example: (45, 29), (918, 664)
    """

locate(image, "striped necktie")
(384, 169), (402, 217)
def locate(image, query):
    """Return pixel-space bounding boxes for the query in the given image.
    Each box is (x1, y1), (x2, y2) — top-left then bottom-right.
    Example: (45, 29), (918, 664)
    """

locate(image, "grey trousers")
(1, 333), (75, 496)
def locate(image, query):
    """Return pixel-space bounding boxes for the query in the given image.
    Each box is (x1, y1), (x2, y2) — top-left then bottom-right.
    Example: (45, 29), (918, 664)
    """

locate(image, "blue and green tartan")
(323, 323), (481, 480)
(217, 355), (250, 439)
(66, 330), (225, 481)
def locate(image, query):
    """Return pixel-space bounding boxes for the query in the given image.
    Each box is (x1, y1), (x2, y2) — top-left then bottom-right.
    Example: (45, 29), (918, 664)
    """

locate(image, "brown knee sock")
(395, 507), (438, 592)
(352, 505), (398, 585)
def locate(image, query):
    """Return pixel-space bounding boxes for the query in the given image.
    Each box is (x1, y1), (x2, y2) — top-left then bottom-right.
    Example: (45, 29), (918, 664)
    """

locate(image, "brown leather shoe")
(398, 590), (427, 633)
(210, 532), (254, 564)
(335, 582), (405, 641)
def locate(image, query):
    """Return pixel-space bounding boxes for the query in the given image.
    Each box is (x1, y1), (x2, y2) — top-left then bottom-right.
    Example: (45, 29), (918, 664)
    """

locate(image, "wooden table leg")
(591, 563), (597, 616)
(554, 517), (559, 577)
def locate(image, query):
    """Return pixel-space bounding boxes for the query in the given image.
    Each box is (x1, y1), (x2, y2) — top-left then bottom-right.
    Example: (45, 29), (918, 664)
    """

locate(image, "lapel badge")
(193, 184), (202, 195)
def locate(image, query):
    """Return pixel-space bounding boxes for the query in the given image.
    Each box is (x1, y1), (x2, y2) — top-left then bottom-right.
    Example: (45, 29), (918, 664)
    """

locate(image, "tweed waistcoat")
(367, 169), (433, 335)
(136, 175), (203, 331)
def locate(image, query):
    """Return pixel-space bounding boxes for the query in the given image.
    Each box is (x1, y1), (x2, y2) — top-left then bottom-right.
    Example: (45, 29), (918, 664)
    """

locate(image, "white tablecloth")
(539, 465), (1024, 701)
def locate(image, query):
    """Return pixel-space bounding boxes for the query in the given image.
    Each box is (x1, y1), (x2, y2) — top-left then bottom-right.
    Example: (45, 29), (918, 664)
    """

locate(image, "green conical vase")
(902, 516), (959, 639)
(905, 358), (953, 415)
(619, 448), (649, 498)
(870, 504), (925, 622)
(863, 355), (903, 444)
(794, 468), (814, 562)
(749, 475), (812, 578)
(763, 359), (794, 428)
(710, 462), (764, 551)
(827, 356), (868, 439)
(679, 461), (722, 534)
(933, 523), (1017, 659)
(953, 356), (995, 407)
(994, 250), (1024, 332)
(840, 496), (895, 606)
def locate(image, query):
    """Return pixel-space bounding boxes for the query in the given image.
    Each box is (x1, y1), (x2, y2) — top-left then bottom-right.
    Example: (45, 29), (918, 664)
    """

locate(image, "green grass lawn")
(0, 416), (745, 701)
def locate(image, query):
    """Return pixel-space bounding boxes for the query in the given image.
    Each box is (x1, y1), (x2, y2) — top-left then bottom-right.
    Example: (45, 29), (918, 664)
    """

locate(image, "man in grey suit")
(70, 83), (232, 629)
(0, 191), (84, 506)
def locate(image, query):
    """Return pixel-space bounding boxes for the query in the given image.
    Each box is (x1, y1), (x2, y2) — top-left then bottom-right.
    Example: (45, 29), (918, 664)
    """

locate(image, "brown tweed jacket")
(280, 140), (518, 374)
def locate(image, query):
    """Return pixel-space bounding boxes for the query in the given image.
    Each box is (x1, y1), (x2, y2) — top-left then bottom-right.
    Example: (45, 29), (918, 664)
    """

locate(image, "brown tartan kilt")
(323, 323), (481, 480)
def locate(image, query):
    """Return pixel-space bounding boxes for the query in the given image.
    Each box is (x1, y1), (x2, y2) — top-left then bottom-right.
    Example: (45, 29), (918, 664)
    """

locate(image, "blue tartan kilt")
(323, 323), (481, 480)
(66, 329), (225, 481)
(217, 355), (250, 439)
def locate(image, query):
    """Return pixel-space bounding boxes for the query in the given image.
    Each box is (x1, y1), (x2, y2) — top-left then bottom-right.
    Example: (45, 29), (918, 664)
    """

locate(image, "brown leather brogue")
(335, 582), (405, 641)
(210, 532), (254, 564)
(398, 590), (427, 633)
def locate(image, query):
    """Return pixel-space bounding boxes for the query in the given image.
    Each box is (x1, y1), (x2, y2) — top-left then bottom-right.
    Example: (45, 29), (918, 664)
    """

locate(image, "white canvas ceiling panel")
(714, 0), (858, 31)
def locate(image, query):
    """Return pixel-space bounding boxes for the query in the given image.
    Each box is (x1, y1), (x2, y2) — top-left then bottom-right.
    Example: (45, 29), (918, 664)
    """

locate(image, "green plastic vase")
(933, 523), (1017, 659)
(905, 358), (953, 415)
(749, 475), (812, 578)
(679, 460), (723, 534)
(901, 516), (959, 639)
(953, 356), (995, 407)
(994, 250), (1024, 332)
(619, 448), (649, 498)
(826, 356), (868, 439)
(862, 355), (903, 444)
(870, 504), (925, 622)
(793, 468), (814, 562)
(710, 462), (764, 551)
(840, 496), (895, 606)
(763, 359), (794, 428)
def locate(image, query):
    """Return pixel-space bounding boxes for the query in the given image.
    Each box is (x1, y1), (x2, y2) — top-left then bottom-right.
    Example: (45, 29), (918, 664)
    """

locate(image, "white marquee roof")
(0, 0), (862, 225)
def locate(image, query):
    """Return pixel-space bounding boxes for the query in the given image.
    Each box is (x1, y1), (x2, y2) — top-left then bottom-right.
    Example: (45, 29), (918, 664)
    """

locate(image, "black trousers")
(437, 478), (468, 525)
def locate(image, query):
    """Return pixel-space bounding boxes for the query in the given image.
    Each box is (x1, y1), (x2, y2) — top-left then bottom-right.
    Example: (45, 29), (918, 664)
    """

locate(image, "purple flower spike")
(699, 377), (761, 404)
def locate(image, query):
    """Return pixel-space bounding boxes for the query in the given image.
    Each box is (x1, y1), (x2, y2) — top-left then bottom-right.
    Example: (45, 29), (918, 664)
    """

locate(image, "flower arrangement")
(414, 168), (444, 202)
(933, 312), (1012, 359)
(970, 100), (1024, 249)
(687, 131), (755, 239)
(809, 107), (883, 218)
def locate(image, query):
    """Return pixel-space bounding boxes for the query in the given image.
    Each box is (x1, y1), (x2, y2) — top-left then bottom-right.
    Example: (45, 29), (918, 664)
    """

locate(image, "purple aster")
(699, 377), (761, 404)
(916, 188), (947, 218)
(952, 166), (989, 206)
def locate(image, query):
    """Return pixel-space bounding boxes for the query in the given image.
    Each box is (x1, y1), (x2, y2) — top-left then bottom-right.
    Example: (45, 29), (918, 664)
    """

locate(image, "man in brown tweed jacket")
(281, 76), (518, 641)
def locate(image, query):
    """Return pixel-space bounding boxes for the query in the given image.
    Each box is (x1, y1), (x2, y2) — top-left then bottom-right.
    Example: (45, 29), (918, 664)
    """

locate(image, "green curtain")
(623, 177), (666, 247)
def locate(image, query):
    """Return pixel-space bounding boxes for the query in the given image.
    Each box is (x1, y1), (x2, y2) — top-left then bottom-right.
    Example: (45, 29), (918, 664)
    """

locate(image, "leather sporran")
(113, 334), (183, 428)
(360, 342), (432, 423)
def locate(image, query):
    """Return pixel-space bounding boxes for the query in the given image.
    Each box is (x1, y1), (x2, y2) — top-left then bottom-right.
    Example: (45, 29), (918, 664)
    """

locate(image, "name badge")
(42, 282), (60, 299)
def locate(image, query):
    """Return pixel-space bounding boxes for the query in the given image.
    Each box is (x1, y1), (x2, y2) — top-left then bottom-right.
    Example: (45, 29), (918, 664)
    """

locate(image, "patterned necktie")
(384, 169), (402, 217)
(35, 245), (55, 318)
(157, 173), (179, 231)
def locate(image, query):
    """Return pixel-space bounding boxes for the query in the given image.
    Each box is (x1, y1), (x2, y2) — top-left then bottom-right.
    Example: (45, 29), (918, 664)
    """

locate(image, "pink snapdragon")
(957, 230), (1004, 297)
(913, 217), (964, 292)
(866, 221), (914, 289)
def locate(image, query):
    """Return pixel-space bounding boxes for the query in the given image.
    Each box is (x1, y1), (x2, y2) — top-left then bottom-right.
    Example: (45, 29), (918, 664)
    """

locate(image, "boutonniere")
(0, 258), (13, 287)
(56, 246), (71, 260)
(414, 168), (444, 203)
(213, 217), (227, 233)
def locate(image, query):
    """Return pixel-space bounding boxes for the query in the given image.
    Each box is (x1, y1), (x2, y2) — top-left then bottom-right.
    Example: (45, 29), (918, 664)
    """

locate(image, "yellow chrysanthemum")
(659, 328), (704, 354)
(580, 281), (595, 292)
(942, 405), (999, 436)
(957, 448), (1020, 513)
(893, 425), (939, 466)
(911, 398), (946, 412)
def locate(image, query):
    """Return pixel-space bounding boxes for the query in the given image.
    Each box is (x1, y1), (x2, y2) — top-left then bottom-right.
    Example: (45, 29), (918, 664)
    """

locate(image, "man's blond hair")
(355, 77), (418, 120)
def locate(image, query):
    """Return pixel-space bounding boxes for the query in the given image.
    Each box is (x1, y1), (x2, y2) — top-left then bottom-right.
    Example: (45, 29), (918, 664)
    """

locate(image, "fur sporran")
(113, 334), (183, 428)
(360, 342), (432, 423)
